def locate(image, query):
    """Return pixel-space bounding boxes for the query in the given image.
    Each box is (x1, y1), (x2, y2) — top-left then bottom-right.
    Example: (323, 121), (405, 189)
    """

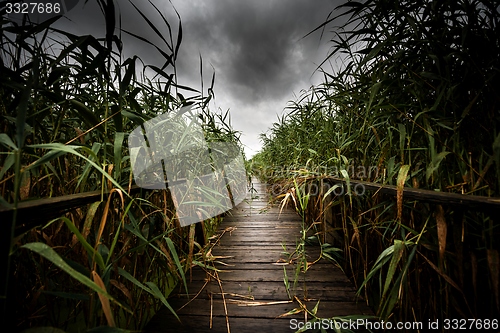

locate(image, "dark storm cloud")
(60, 0), (341, 104)
(57, 0), (345, 156)
(174, 0), (340, 104)
(58, 1), (181, 69)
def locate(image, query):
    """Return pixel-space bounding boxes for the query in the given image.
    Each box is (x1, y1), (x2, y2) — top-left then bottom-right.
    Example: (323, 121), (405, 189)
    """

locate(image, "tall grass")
(1, 1), (244, 331)
(253, 0), (500, 325)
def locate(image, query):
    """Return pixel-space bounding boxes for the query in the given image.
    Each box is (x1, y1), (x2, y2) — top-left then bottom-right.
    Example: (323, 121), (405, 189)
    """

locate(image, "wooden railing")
(1, 176), (499, 328)
(323, 177), (500, 209)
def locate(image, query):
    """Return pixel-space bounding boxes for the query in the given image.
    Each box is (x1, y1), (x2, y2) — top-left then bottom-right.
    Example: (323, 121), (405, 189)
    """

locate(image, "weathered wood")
(0, 185), (145, 236)
(324, 177), (500, 209)
(145, 181), (372, 332)
(153, 298), (369, 319)
(145, 316), (310, 333)
(0, 178), (190, 236)
(2, 174), (497, 238)
(177, 281), (363, 302)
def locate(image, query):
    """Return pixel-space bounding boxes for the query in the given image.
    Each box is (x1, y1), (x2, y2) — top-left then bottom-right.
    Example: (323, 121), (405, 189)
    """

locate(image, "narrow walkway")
(145, 181), (372, 332)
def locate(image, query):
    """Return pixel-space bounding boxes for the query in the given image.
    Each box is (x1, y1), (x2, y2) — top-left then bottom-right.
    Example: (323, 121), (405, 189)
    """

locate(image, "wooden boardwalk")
(145, 181), (372, 332)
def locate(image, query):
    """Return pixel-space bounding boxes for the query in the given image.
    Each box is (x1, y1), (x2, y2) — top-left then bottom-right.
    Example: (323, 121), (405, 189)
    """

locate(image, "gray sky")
(61, 0), (342, 157)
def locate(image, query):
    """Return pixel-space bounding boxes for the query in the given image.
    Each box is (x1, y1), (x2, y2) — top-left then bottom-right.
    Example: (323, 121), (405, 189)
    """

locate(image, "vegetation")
(252, 0), (500, 325)
(1, 1), (243, 331)
(3, 0), (500, 330)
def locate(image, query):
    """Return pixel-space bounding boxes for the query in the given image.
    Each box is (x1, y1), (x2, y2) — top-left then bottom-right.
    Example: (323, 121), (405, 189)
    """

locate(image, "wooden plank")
(209, 254), (289, 264)
(148, 316), (373, 333)
(218, 234), (302, 242)
(216, 223), (300, 228)
(210, 244), (289, 251)
(177, 281), (363, 302)
(146, 316), (306, 333)
(201, 262), (291, 272)
(208, 248), (322, 258)
(5, 174), (497, 239)
(0, 177), (202, 236)
(187, 268), (353, 283)
(145, 181), (372, 332)
(210, 262), (343, 271)
(0, 185), (146, 236)
(324, 177), (500, 209)
(147, 311), (373, 333)
(154, 298), (371, 319)
(223, 215), (301, 221)
(230, 208), (296, 213)
(215, 228), (301, 235)
(217, 241), (301, 247)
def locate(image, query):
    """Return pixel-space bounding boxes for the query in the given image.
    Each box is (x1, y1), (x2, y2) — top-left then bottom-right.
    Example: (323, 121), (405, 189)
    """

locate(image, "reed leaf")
(165, 237), (188, 296)
(396, 164), (410, 222)
(2, 1), (243, 329)
(117, 267), (178, 321)
(61, 216), (105, 270)
(381, 240), (405, 306)
(92, 270), (116, 327)
(21, 242), (122, 308)
(26, 143), (126, 193)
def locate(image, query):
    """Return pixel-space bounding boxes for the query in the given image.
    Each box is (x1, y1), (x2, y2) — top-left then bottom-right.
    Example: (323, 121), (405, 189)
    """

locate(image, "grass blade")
(92, 270), (116, 327)
(22, 243), (117, 304)
(165, 237), (188, 296)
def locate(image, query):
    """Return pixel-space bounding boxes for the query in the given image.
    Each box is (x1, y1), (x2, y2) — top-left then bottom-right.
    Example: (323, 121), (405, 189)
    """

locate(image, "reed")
(0, 1), (244, 331)
(253, 0), (500, 325)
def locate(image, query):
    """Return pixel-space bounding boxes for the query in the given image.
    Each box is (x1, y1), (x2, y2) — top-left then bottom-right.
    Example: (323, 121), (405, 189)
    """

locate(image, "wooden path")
(145, 181), (372, 332)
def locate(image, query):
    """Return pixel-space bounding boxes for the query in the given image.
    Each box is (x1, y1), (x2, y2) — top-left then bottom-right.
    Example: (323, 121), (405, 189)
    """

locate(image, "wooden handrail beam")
(323, 177), (500, 209)
(0, 185), (145, 237)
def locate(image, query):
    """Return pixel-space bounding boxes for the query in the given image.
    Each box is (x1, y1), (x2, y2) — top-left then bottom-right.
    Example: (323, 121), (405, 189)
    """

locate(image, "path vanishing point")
(145, 181), (373, 333)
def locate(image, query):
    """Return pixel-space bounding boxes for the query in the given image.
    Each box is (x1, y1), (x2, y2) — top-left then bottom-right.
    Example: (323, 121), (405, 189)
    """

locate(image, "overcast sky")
(61, 0), (343, 158)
